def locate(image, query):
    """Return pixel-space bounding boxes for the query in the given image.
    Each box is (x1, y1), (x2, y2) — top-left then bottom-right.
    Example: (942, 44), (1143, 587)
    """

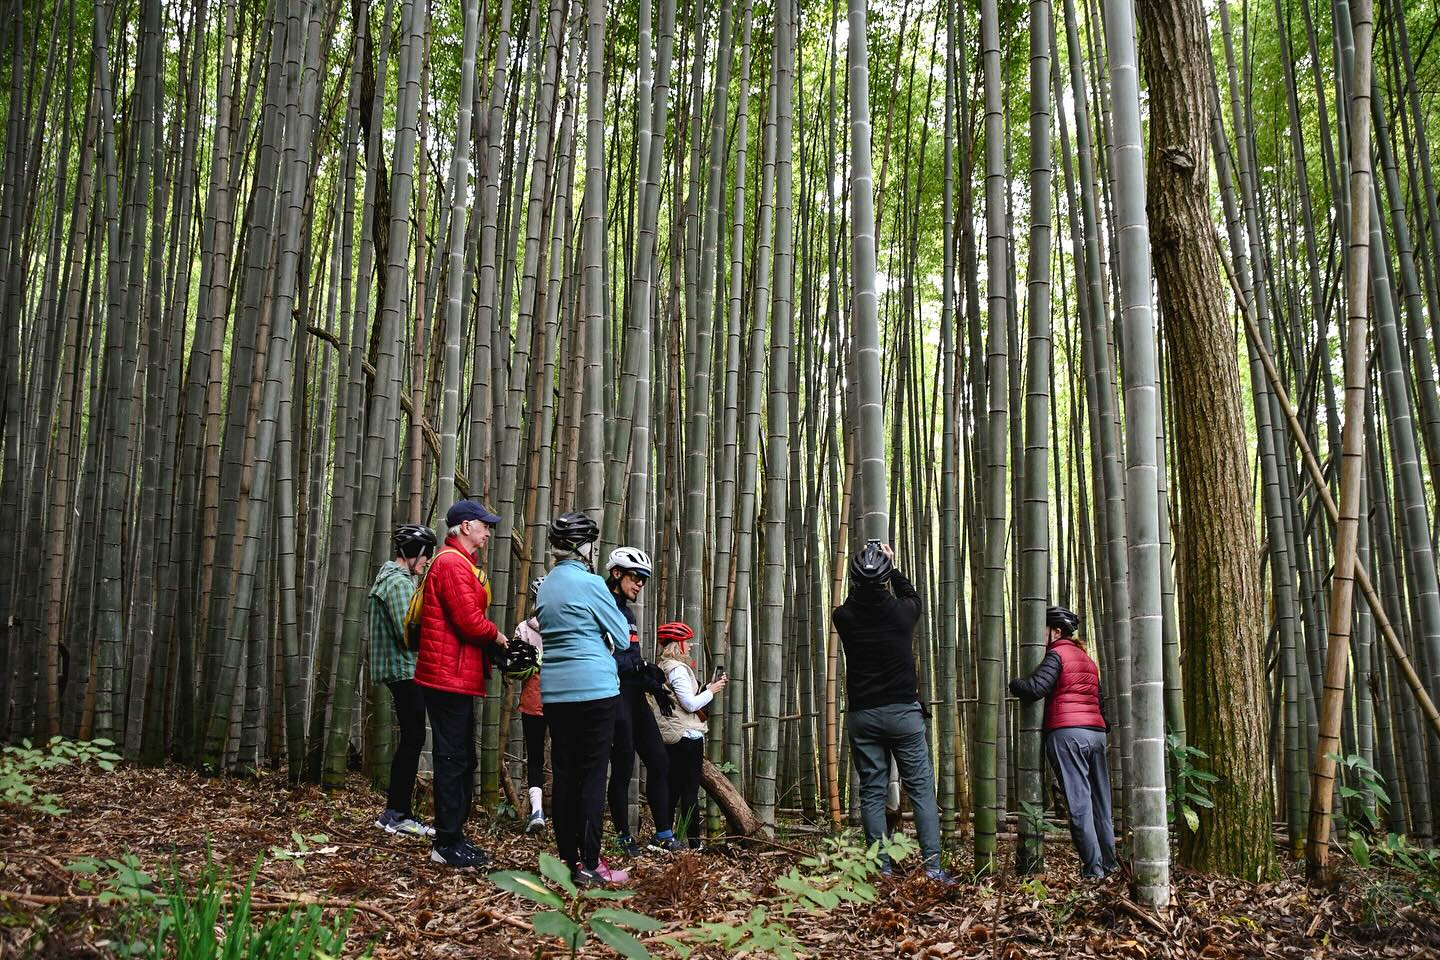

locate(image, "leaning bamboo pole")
(1217, 236), (1440, 743)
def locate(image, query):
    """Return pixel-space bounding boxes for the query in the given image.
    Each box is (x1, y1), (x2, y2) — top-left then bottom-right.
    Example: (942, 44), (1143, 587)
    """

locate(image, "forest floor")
(1, 761), (1438, 959)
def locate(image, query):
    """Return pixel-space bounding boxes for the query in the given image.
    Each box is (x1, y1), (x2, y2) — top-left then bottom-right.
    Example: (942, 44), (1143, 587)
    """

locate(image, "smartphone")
(712, 663), (725, 682)
(866, 538), (881, 547)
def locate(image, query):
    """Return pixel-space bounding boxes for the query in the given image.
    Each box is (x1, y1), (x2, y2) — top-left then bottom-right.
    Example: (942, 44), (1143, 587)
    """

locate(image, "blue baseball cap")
(446, 500), (502, 527)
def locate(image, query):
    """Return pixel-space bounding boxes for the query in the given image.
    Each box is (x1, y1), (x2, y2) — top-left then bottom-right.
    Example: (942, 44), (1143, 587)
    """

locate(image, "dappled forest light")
(4, 0), (1440, 947)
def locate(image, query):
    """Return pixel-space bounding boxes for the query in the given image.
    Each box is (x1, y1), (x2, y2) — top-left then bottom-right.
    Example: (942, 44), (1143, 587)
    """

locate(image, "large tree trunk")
(1136, 0), (1275, 881)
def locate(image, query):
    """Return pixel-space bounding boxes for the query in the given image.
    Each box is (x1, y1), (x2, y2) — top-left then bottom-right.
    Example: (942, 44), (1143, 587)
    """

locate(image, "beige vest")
(652, 656), (708, 745)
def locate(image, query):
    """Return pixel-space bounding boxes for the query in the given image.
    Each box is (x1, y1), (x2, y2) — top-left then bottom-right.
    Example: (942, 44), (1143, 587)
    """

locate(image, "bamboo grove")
(2, 0), (1439, 908)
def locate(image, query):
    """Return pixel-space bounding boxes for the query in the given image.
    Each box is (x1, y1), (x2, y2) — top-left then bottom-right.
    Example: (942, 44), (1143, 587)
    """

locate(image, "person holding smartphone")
(651, 621), (727, 850)
(832, 541), (953, 883)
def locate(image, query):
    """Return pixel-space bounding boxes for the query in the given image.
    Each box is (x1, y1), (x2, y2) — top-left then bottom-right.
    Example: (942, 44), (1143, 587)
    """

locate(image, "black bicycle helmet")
(549, 511), (599, 551)
(393, 523), (438, 558)
(502, 639), (542, 681)
(1046, 605), (1080, 637)
(848, 541), (894, 585)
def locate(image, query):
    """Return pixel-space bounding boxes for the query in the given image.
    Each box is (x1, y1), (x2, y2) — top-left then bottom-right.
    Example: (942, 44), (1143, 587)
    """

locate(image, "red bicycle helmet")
(657, 622), (695, 646)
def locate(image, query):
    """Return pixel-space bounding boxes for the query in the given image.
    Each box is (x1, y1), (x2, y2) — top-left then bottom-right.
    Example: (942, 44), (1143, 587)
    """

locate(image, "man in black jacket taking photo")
(833, 541), (953, 883)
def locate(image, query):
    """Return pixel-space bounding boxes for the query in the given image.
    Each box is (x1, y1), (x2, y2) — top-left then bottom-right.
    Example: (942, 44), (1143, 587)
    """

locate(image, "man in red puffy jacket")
(1009, 605), (1117, 879)
(415, 499), (507, 869)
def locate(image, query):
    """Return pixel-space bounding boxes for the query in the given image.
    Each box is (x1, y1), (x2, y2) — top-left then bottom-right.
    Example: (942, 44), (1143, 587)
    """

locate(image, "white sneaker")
(376, 808), (436, 837)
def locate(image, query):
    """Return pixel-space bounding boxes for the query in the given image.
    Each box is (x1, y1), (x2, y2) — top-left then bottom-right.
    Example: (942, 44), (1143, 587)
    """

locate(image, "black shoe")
(616, 835), (643, 857)
(459, 839), (494, 866)
(431, 841), (489, 869)
(647, 834), (683, 853)
(572, 866), (604, 888)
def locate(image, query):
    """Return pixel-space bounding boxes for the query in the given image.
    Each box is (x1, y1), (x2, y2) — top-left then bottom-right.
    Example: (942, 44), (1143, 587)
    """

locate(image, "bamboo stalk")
(1218, 233), (1440, 742)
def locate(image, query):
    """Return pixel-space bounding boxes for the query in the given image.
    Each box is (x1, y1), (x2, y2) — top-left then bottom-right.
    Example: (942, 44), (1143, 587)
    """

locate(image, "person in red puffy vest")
(415, 499), (507, 869)
(1009, 605), (1118, 879)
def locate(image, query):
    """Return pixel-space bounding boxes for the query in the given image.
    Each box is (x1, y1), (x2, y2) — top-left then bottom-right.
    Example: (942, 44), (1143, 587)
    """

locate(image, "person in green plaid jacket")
(370, 523), (438, 837)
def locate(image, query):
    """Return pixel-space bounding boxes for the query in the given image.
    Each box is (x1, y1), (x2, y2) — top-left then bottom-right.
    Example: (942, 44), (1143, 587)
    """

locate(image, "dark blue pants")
(847, 701), (943, 870)
(1045, 727), (1118, 878)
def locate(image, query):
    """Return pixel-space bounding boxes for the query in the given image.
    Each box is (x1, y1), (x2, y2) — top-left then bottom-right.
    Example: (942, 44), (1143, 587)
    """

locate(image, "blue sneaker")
(925, 867), (957, 885)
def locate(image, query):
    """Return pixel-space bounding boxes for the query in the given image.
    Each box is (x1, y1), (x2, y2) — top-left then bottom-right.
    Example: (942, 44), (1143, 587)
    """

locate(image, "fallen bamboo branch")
(1114, 895), (1170, 936)
(702, 758), (763, 837)
(1218, 232), (1440, 740)
(0, 889), (92, 906)
(250, 893), (399, 926)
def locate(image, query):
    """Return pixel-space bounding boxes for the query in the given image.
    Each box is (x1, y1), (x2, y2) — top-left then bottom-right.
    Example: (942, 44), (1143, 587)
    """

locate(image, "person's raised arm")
(1009, 651), (1062, 703)
(664, 660), (714, 714)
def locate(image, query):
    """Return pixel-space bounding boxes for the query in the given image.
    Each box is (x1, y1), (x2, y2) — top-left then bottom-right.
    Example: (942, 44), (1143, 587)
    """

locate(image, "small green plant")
(1016, 875), (1047, 900)
(673, 805), (697, 845)
(153, 854), (371, 959)
(268, 831), (332, 858)
(489, 853), (663, 959)
(67, 854), (159, 906)
(772, 831), (917, 912)
(660, 831), (912, 958)
(1, 736), (122, 815)
(1349, 832), (1440, 922)
(267, 832), (336, 871)
(1166, 733), (1218, 833)
(1015, 875), (1085, 926)
(66, 854), (159, 956)
(666, 907), (802, 960)
(1018, 800), (1066, 838)
(1328, 751), (1389, 831)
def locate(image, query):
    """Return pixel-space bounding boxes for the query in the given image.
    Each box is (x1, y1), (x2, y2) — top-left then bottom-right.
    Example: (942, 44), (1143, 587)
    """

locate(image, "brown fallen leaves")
(0, 762), (1438, 958)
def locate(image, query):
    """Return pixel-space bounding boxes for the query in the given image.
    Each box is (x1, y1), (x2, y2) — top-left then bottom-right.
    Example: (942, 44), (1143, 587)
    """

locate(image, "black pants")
(385, 679), (428, 817)
(422, 687), (476, 848)
(548, 696), (618, 871)
(609, 685), (672, 836)
(666, 737), (704, 846)
(522, 712), (548, 789)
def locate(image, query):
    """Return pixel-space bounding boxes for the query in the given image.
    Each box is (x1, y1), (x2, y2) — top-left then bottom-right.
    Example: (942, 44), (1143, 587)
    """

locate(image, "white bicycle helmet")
(606, 546), (653, 578)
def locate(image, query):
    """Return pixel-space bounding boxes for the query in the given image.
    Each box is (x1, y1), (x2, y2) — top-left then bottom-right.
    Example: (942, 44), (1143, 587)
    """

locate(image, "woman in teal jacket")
(535, 512), (632, 887)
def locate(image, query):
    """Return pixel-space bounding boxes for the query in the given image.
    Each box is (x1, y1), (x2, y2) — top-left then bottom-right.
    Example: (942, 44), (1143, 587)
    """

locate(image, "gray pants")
(1045, 727), (1118, 878)
(848, 702), (943, 870)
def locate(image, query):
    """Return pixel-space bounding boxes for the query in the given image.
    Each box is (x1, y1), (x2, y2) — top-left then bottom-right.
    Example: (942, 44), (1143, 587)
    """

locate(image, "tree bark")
(1135, 0), (1275, 881)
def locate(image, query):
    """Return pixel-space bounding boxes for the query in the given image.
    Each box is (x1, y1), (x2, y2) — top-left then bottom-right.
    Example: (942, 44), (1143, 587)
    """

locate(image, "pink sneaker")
(594, 858), (630, 886)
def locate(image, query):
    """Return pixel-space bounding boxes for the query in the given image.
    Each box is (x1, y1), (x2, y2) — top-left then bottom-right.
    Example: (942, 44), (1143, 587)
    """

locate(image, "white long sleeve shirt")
(661, 659), (711, 739)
